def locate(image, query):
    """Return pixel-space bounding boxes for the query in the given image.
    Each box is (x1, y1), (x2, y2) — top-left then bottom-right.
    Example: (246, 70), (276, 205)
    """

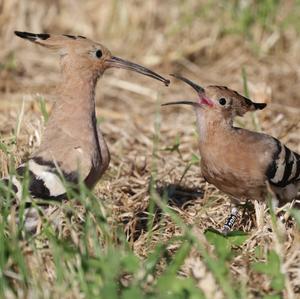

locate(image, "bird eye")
(95, 49), (103, 58)
(218, 98), (227, 106)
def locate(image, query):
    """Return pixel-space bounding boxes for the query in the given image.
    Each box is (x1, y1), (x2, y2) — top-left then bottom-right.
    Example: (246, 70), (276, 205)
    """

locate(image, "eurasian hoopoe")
(3, 31), (169, 201)
(162, 74), (300, 233)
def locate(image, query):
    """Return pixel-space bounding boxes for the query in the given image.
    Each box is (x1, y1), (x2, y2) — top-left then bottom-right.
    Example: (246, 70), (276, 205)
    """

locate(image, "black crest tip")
(15, 31), (50, 41)
(37, 33), (50, 40)
(15, 31), (36, 41)
(244, 96), (267, 111)
(63, 34), (77, 40)
(253, 102), (267, 110)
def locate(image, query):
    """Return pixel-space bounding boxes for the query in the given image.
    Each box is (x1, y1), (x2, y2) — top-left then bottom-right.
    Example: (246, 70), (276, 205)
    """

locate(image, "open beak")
(107, 56), (170, 86)
(162, 74), (213, 108)
(170, 74), (205, 94)
(161, 100), (201, 107)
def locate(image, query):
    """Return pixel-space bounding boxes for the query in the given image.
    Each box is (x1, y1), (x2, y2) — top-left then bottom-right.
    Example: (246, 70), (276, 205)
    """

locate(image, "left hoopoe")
(3, 31), (169, 201)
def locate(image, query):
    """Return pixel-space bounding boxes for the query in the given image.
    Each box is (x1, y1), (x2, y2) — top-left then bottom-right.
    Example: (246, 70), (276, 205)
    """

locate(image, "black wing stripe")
(31, 156), (79, 183)
(267, 139), (300, 187)
(1, 155), (81, 200)
(266, 138), (282, 180)
(293, 153), (300, 182)
(17, 166), (66, 200)
(63, 34), (77, 39)
(279, 146), (293, 186)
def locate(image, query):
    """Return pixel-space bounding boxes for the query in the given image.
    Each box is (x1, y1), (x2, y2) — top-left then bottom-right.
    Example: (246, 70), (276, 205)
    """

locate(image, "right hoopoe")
(2, 31), (169, 201)
(162, 74), (300, 233)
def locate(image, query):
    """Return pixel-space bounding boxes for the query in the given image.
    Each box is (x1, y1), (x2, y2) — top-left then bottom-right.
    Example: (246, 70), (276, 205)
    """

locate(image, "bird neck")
(195, 108), (233, 142)
(57, 70), (98, 108)
(39, 71), (101, 151)
(48, 69), (101, 125)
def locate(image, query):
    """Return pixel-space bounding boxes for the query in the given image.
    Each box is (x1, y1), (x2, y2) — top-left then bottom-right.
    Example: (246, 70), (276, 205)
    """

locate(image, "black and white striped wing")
(266, 138), (300, 200)
(1, 157), (78, 201)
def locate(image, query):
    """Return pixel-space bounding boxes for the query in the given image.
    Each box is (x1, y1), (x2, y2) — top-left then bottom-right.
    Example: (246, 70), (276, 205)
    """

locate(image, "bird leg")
(221, 206), (238, 235)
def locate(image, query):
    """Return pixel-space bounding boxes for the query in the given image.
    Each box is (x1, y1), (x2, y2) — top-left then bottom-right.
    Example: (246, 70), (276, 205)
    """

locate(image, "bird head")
(14, 31), (170, 85)
(162, 74), (266, 120)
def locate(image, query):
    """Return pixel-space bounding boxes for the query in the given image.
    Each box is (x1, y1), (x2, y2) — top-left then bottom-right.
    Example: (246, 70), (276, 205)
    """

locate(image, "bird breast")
(199, 129), (274, 201)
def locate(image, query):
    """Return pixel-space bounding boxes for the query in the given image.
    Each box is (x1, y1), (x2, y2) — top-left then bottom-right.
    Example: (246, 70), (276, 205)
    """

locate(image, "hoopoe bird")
(162, 74), (300, 233)
(3, 31), (169, 201)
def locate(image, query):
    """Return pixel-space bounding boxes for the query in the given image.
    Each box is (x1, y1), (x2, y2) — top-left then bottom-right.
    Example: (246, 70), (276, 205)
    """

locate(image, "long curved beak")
(107, 56), (170, 86)
(170, 74), (205, 94)
(161, 100), (201, 107)
(165, 74), (213, 108)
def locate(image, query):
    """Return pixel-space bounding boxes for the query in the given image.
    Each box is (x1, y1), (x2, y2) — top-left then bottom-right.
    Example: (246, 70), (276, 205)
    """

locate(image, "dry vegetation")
(0, 0), (300, 298)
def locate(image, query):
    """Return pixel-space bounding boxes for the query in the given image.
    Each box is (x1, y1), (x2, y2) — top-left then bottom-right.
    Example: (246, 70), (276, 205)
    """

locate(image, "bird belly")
(201, 159), (267, 201)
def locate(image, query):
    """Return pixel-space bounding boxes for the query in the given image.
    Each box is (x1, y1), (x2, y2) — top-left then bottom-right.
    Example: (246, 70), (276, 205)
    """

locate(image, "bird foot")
(221, 207), (238, 235)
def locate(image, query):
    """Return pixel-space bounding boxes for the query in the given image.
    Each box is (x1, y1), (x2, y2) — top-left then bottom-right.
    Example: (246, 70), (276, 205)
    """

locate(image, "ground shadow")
(124, 182), (204, 241)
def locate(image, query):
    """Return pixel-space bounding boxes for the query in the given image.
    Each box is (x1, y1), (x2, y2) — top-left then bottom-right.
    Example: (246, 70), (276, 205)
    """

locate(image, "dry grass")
(0, 1), (300, 298)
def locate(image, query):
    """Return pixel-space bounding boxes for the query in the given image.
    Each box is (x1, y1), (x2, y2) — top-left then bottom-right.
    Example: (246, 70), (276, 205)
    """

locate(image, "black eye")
(95, 49), (103, 58)
(219, 98), (227, 106)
